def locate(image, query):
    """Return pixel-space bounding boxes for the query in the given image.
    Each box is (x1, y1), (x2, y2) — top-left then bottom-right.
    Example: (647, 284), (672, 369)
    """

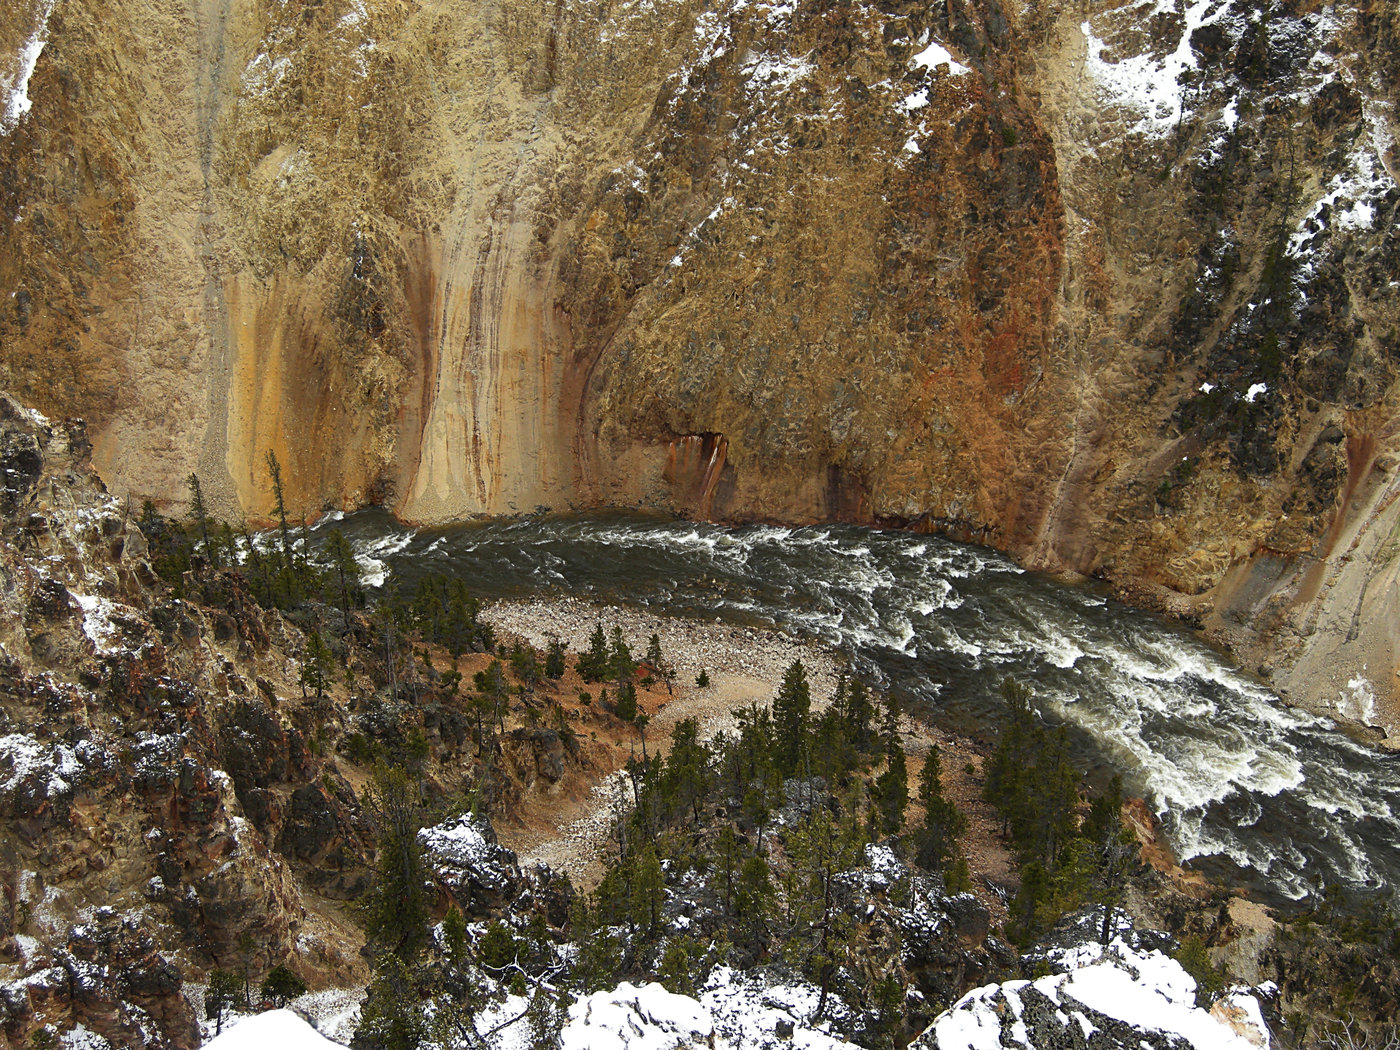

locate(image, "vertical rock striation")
(0, 0), (1397, 720)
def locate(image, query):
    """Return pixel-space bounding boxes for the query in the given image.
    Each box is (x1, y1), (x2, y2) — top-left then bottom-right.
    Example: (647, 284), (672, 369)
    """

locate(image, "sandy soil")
(481, 598), (1018, 919)
(483, 597), (841, 886)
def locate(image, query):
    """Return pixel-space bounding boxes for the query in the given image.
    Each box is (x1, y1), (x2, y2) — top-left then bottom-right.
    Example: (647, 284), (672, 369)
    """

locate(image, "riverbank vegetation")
(137, 464), (1400, 1048)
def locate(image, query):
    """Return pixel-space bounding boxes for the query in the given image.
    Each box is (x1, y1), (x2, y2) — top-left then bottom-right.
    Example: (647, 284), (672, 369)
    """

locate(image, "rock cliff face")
(0, 0), (1396, 720)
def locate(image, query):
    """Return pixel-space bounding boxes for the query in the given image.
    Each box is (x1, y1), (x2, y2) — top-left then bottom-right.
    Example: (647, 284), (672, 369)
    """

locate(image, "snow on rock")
(560, 972), (860, 1050)
(0, 733), (81, 800)
(67, 589), (150, 658)
(419, 812), (521, 900)
(1080, 0), (1228, 139)
(1341, 673), (1377, 724)
(202, 1009), (347, 1049)
(911, 39), (968, 77)
(919, 939), (1271, 1050)
(1, 0), (55, 134)
(563, 982), (713, 1050)
(700, 966), (856, 1050)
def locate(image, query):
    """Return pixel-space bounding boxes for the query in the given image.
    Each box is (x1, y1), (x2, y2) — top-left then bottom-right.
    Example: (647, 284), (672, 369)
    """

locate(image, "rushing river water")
(320, 509), (1400, 906)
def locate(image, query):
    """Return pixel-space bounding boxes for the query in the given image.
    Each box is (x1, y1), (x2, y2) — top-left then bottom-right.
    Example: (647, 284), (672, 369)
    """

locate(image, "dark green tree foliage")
(1009, 860), (1049, 944)
(361, 764), (431, 962)
(265, 450), (293, 572)
(914, 746), (967, 874)
(260, 964), (307, 1007)
(657, 718), (710, 825)
(609, 627), (636, 682)
(1174, 936), (1226, 1006)
(983, 679), (1129, 943)
(321, 528), (363, 625)
(187, 473), (217, 568)
(734, 853), (775, 956)
(841, 676), (876, 754)
(810, 706), (858, 786)
(478, 921), (520, 971)
(300, 628), (334, 700)
(567, 896), (623, 994)
(441, 904), (467, 963)
(578, 623), (611, 681)
(139, 500), (193, 586)
(772, 660), (811, 777)
(544, 638), (567, 679)
(397, 575), (493, 656)
(510, 642), (542, 692)
(614, 679), (638, 723)
(983, 679), (1078, 865)
(205, 967), (242, 1034)
(354, 955), (427, 1050)
(873, 736), (909, 835)
(783, 803), (866, 1018)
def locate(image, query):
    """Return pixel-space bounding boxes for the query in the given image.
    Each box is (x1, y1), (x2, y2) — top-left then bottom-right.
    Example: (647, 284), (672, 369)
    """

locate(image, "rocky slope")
(0, 0), (1397, 721)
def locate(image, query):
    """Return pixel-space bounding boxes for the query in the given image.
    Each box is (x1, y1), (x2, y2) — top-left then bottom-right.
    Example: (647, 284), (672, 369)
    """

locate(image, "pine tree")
(300, 628), (333, 700)
(1009, 860), (1048, 945)
(659, 718), (709, 825)
(361, 764), (431, 961)
(322, 528), (361, 627)
(579, 622), (609, 681)
(259, 964), (307, 1007)
(544, 638), (567, 679)
(186, 473), (216, 568)
(206, 968), (242, 1034)
(842, 676), (876, 753)
(609, 627), (636, 682)
(474, 660), (509, 737)
(873, 738), (909, 835)
(645, 633), (664, 674)
(772, 660), (811, 777)
(734, 853), (774, 956)
(614, 679), (638, 722)
(265, 450), (294, 577)
(914, 746), (966, 873)
(632, 845), (664, 935)
(510, 642), (542, 692)
(441, 904), (467, 962)
(355, 955), (427, 1050)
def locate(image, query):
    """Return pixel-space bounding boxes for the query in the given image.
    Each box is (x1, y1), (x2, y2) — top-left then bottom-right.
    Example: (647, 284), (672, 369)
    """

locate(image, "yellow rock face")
(1, 0), (1399, 718)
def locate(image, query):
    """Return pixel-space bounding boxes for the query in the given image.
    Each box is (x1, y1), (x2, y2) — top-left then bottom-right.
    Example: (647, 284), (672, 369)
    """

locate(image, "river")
(319, 509), (1400, 906)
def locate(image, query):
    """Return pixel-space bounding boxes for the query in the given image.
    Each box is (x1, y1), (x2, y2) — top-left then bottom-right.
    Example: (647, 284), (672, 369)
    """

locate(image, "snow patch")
(203, 1009), (347, 1049)
(911, 40), (968, 77)
(2, 0), (55, 135)
(1080, 0), (1227, 139)
(1341, 673), (1377, 724)
(419, 813), (519, 893)
(70, 592), (129, 655)
(926, 940), (1270, 1050)
(241, 52), (292, 99)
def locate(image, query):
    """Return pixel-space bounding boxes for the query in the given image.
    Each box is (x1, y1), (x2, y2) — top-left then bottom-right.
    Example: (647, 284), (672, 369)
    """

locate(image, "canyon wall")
(0, 0), (1397, 724)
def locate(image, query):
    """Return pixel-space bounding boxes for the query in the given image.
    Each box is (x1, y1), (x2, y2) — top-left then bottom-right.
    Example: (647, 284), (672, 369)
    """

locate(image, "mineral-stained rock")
(0, 0), (1397, 721)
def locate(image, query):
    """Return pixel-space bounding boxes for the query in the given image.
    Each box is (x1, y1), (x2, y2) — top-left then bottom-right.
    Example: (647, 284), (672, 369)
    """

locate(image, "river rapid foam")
(321, 509), (1400, 905)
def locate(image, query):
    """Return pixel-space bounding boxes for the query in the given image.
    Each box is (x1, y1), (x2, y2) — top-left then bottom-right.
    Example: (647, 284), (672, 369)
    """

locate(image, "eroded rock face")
(0, 398), (373, 1046)
(0, 0), (1397, 719)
